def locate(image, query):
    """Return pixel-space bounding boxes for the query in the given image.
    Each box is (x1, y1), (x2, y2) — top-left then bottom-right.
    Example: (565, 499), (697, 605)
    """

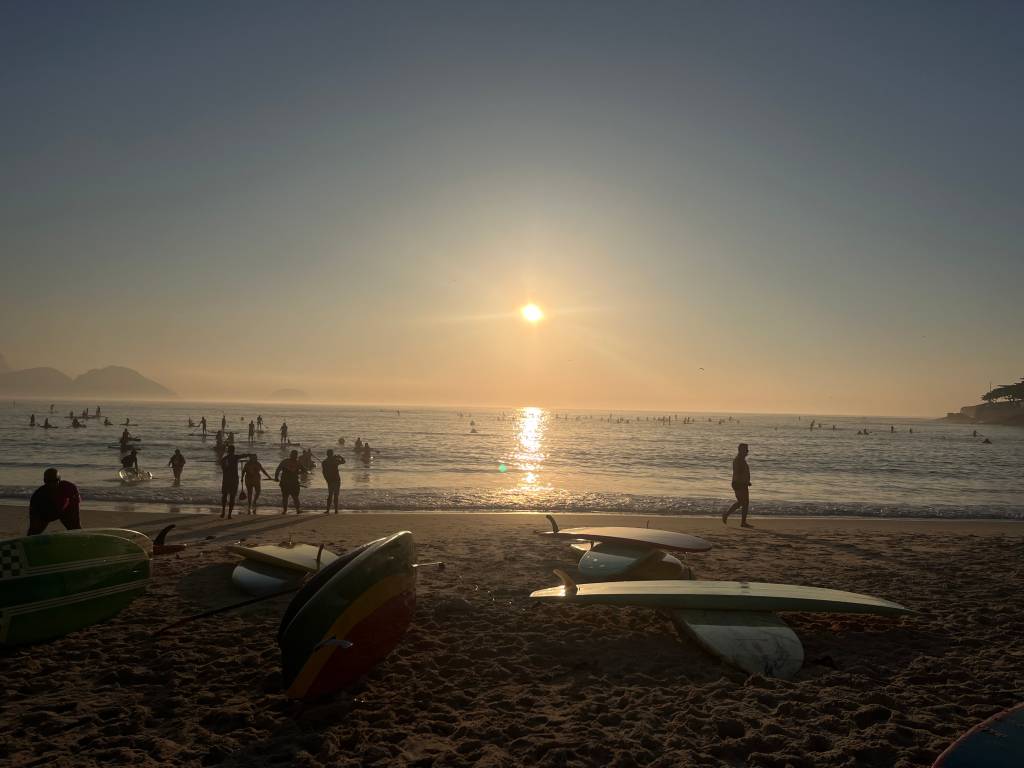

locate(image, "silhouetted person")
(256, 414), (263, 430)
(280, 421), (289, 446)
(221, 414), (227, 432)
(241, 454), (273, 514)
(168, 449), (186, 483)
(361, 443), (372, 464)
(354, 437), (363, 452)
(29, 414), (35, 427)
(42, 418), (53, 429)
(219, 445), (247, 519)
(722, 443), (752, 527)
(321, 449), (346, 514)
(28, 468), (82, 535)
(199, 416), (207, 436)
(121, 449), (139, 472)
(275, 450), (302, 514)
(103, 417), (112, 426)
(248, 420), (256, 442)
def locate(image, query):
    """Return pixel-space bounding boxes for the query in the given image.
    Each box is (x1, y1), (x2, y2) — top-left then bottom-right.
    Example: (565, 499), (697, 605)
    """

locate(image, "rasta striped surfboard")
(278, 531), (417, 700)
(0, 533), (150, 645)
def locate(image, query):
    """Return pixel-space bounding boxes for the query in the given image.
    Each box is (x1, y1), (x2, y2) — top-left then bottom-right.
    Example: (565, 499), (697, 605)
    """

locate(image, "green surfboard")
(0, 533), (150, 645)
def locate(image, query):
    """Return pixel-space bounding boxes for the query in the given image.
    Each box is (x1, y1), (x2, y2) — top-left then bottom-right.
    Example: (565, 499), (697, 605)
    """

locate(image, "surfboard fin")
(553, 569), (578, 597)
(314, 636), (354, 652)
(154, 524), (175, 546)
(545, 514), (559, 533)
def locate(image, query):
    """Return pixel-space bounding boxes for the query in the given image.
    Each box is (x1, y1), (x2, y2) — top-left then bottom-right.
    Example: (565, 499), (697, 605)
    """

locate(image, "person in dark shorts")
(168, 449), (186, 483)
(28, 468), (82, 535)
(275, 450), (302, 515)
(219, 445), (247, 519)
(722, 443), (752, 527)
(321, 449), (346, 514)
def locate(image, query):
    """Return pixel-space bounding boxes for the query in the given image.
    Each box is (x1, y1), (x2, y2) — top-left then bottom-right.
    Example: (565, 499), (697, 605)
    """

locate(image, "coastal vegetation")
(982, 379), (1024, 403)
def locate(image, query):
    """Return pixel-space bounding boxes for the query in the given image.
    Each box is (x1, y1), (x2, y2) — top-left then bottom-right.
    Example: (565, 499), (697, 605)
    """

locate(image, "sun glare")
(520, 304), (544, 324)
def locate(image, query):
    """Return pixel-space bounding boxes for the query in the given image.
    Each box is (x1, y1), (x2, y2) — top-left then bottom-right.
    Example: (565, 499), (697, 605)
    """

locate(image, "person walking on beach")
(168, 449), (186, 483)
(275, 450), (302, 514)
(722, 443), (752, 527)
(219, 445), (249, 519)
(28, 468), (82, 535)
(240, 454), (273, 514)
(321, 449), (346, 514)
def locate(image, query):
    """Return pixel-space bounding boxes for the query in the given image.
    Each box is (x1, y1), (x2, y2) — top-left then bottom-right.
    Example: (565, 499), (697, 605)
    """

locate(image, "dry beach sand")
(1, 504), (1022, 767)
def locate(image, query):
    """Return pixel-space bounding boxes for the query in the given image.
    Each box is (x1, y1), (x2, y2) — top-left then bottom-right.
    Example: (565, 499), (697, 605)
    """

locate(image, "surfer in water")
(274, 450), (302, 515)
(29, 414), (35, 427)
(103, 417), (111, 426)
(218, 445), (248, 519)
(28, 468), (82, 535)
(221, 414), (227, 432)
(256, 414), (263, 431)
(199, 416), (207, 436)
(248, 420), (256, 443)
(280, 421), (289, 446)
(121, 449), (140, 473)
(321, 449), (346, 513)
(722, 443), (752, 527)
(168, 449), (186, 483)
(240, 454), (273, 514)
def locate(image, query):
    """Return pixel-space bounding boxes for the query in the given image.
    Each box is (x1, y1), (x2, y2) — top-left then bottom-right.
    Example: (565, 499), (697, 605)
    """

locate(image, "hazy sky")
(2, 2), (1021, 415)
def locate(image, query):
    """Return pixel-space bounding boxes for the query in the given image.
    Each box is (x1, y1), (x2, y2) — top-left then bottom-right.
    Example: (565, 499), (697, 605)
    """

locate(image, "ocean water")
(1, 401), (1021, 519)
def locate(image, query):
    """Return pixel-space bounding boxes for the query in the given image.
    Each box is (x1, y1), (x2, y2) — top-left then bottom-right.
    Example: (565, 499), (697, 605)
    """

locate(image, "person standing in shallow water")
(275, 450), (302, 514)
(321, 449), (346, 514)
(168, 449), (186, 483)
(722, 443), (752, 527)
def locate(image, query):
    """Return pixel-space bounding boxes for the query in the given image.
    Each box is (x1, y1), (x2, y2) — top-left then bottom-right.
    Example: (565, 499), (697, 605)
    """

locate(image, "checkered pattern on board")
(0, 541), (24, 578)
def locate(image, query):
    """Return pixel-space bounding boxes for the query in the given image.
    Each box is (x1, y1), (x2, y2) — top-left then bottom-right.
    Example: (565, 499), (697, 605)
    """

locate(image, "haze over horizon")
(3, 3), (1021, 417)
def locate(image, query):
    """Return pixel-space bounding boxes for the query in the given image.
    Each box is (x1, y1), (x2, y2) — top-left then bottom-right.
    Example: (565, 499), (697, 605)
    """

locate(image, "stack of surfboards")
(539, 515), (712, 580)
(0, 530), (150, 645)
(276, 531), (417, 700)
(227, 541), (340, 596)
(531, 571), (910, 679)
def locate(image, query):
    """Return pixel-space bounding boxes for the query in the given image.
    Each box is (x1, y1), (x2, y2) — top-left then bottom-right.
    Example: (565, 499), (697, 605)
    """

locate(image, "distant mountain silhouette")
(0, 367), (74, 395)
(0, 361), (174, 398)
(73, 366), (175, 398)
(269, 388), (308, 401)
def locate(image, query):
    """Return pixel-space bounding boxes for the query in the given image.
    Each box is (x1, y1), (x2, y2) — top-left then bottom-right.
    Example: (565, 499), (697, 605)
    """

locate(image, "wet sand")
(1, 505), (1022, 767)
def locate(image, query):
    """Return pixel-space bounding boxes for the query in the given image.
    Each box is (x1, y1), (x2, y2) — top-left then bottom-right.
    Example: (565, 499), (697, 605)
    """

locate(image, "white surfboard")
(232, 559), (305, 596)
(530, 578), (909, 616)
(226, 542), (337, 573)
(578, 542), (688, 580)
(118, 469), (153, 484)
(540, 515), (712, 552)
(669, 609), (804, 679)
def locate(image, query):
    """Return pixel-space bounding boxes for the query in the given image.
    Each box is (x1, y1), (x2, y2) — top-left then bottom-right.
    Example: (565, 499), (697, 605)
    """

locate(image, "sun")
(520, 303), (544, 323)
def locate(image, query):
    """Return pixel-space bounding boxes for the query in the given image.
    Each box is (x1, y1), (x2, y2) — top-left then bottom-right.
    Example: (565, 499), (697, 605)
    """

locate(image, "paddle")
(152, 584), (303, 636)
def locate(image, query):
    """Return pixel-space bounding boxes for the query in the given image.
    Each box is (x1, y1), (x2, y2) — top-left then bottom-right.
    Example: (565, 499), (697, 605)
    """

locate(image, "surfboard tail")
(545, 515), (559, 533)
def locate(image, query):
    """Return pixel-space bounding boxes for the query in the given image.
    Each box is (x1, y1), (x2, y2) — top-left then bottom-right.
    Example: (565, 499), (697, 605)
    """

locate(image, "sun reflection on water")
(513, 406), (549, 491)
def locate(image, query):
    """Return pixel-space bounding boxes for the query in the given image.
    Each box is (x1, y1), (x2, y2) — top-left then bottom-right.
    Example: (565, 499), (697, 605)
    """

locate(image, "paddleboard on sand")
(278, 531), (417, 699)
(61, 528), (152, 555)
(578, 541), (688, 580)
(669, 609), (804, 679)
(226, 541), (338, 573)
(118, 469), (153, 483)
(932, 703), (1024, 768)
(0, 533), (149, 645)
(530, 577), (910, 616)
(232, 559), (305, 596)
(540, 515), (712, 553)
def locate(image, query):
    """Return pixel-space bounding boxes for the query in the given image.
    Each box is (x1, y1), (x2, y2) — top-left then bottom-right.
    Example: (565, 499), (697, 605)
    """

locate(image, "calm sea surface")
(1, 401), (1021, 518)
